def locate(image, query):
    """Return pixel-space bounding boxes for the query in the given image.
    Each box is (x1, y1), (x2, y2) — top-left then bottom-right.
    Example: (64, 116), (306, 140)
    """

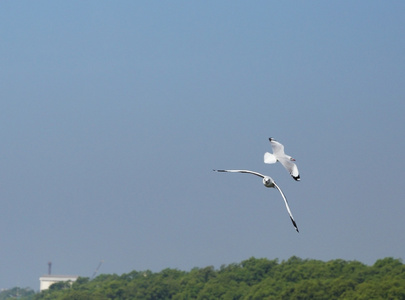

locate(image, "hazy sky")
(1, 1), (404, 290)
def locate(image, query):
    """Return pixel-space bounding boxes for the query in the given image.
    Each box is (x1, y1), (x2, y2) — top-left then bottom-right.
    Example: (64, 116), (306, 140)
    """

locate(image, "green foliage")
(29, 257), (404, 300)
(0, 287), (35, 300)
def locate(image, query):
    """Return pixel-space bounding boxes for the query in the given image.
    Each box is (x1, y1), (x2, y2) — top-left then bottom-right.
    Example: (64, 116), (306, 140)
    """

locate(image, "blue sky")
(1, 1), (404, 290)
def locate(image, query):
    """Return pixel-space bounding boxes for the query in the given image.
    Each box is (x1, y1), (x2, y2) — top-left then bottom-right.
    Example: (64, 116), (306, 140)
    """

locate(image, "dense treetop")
(12, 256), (405, 300)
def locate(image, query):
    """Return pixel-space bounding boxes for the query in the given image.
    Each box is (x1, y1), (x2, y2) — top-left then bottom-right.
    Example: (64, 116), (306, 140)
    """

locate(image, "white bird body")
(213, 169), (299, 232)
(264, 138), (300, 181)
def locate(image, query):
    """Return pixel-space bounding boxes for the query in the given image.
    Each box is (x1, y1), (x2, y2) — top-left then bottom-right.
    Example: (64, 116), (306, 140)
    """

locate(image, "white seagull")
(213, 169), (299, 232)
(264, 137), (300, 181)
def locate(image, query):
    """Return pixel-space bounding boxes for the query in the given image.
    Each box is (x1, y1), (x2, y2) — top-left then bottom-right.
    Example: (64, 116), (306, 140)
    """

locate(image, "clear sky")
(1, 1), (404, 290)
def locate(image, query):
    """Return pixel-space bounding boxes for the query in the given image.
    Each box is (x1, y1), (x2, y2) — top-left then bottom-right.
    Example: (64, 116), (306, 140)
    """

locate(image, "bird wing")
(278, 158), (300, 181)
(269, 138), (285, 156)
(213, 169), (265, 179)
(273, 182), (299, 232)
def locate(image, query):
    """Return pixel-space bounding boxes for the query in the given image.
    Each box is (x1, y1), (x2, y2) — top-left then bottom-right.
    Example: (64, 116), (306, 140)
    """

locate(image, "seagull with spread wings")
(264, 137), (300, 181)
(213, 169), (299, 232)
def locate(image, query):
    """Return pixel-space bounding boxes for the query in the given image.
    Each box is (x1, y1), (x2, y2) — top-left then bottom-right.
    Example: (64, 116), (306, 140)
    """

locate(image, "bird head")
(263, 177), (275, 188)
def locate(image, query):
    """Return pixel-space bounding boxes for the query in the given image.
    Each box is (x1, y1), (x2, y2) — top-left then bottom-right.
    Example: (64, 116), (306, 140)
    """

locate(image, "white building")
(39, 275), (79, 291)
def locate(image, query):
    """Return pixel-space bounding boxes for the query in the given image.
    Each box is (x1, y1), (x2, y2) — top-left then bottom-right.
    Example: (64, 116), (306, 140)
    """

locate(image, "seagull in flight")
(213, 169), (299, 232)
(264, 138), (300, 181)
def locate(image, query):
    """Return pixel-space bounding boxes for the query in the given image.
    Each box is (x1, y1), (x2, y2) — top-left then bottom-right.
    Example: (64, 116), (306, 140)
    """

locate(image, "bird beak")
(291, 158), (296, 161)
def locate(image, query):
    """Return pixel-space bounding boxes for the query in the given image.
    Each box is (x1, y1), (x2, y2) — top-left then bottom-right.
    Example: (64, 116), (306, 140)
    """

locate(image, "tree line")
(8, 256), (405, 299)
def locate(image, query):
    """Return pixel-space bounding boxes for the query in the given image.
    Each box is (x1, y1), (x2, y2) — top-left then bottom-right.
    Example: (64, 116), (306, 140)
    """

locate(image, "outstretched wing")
(269, 138), (285, 156)
(273, 182), (299, 232)
(278, 158), (300, 181)
(213, 169), (265, 179)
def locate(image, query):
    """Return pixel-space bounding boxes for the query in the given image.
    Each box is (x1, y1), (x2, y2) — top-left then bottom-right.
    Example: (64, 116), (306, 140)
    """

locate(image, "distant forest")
(6, 256), (405, 300)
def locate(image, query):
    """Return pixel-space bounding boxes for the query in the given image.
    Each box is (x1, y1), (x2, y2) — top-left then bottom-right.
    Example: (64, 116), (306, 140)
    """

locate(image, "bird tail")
(264, 152), (277, 164)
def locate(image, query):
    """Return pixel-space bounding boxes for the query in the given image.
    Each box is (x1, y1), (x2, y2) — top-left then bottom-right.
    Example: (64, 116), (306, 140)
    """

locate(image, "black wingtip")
(293, 175), (300, 181)
(290, 217), (299, 233)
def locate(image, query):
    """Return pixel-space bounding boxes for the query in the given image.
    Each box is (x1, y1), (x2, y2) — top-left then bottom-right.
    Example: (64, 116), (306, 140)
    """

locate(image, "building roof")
(40, 275), (79, 279)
